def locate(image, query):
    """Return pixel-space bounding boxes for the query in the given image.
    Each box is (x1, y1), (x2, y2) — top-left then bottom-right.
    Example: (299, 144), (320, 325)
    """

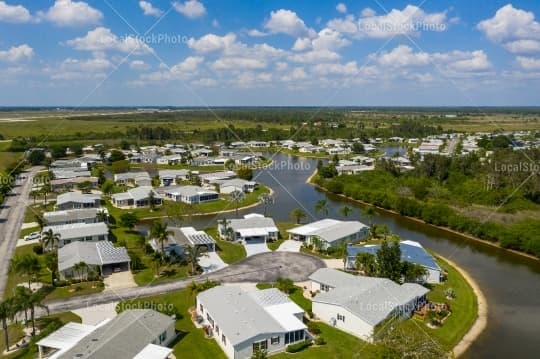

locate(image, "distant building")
(37, 309), (175, 359)
(113, 172), (152, 187)
(111, 186), (162, 209)
(55, 192), (101, 211)
(287, 219), (369, 249)
(158, 169), (189, 186)
(219, 179), (257, 194)
(50, 176), (98, 192)
(43, 208), (102, 226)
(196, 286), (308, 359)
(150, 226), (216, 256)
(162, 185), (219, 204)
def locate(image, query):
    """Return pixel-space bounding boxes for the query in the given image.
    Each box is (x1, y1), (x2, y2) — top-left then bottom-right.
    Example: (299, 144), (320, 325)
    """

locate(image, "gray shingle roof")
(310, 269), (429, 326)
(43, 208), (99, 223)
(58, 241), (130, 272)
(57, 310), (173, 359)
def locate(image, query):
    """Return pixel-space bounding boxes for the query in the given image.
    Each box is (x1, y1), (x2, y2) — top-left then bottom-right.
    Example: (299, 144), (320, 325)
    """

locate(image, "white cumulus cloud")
(139, 1), (163, 17)
(66, 27), (153, 54)
(0, 1), (32, 23)
(264, 9), (315, 38)
(173, 0), (206, 19)
(38, 0), (102, 27)
(0, 44), (33, 62)
(336, 3), (347, 14)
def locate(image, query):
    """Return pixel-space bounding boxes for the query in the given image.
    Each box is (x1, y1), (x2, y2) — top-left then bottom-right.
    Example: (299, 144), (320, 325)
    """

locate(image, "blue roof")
(347, 241), (440, 271)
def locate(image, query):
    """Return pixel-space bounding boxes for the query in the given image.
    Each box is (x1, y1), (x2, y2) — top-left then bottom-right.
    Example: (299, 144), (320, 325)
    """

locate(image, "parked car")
(24, 232), (41, 241)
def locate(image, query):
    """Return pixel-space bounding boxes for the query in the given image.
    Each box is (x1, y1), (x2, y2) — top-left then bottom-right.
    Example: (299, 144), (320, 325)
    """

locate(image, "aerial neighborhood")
(2, 127), (528, 359)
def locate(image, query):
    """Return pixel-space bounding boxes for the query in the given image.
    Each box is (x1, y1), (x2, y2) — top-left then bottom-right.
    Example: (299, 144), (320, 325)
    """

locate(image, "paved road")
(42, 252), (325, 315)
(0, 166), (42, 297)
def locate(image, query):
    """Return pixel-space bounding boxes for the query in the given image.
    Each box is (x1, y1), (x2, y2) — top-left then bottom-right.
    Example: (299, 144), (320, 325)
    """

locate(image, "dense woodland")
(316, 149), (540, 258)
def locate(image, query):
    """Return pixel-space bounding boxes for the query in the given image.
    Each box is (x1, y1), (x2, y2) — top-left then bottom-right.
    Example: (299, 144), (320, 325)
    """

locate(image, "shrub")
(32, 245), (44, 255)
(286, 340), (312, 353)
(55, 280), (68, 287)
(307, 321), (321, 335)
(314, 336), (326, 345)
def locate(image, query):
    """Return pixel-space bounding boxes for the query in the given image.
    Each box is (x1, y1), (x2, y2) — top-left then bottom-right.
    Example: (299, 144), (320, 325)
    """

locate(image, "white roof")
(133, 344), (173, 359)
(264, 303), (306, 331)
(37, 322), (96, 355)
(288, 219), (368, 243)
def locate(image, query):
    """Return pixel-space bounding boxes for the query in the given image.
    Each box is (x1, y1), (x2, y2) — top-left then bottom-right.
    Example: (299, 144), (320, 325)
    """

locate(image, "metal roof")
(346, 240), (440, 271)
(311, 269), (429, 326)
(56, 192), (101, 205)
(44, 208), (100, 223)
(163, 185), (217, 197)
(167, 226), (216, 247)
(287, 219), (368, 243)
(229, 215), (278, 233)
(56, 310), (174, 359)
(132, 344), (173, 359)
(197, 286), (306, 347)
(112, 186), (161, 202)
(37, 322), (96, 352)
(44, 222), (108, 240)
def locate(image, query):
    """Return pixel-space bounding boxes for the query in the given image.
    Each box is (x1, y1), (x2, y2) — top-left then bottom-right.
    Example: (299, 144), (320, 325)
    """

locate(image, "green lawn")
(111, 227), (191, 286)
(395, 256), (477, 352)
(204, 228), (246, 264)
(117, 289), (227, 359)
(0, 323), (25, 357)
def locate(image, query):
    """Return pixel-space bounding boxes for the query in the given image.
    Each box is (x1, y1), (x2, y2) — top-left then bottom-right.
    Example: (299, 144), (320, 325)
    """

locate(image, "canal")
(172, 152), (540, 358)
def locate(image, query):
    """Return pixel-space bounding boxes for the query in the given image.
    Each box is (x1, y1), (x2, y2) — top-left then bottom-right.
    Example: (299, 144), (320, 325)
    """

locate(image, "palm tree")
(96, 209), (108, 223)
(184, 245), (207, 275)
(14, 286), (31, 326)
(362, 207), (376, 236)
(148, 190), (157, 211)
(315, 199), (329, 217)
(41, 228), (61, 252)
(339, 205), (352, 218)
(30, 190), (39, 205)
(10, 254), (42, 289)
(290, 208), (307, 224)
(43, 253), (58, 285)
(0, 298), (16, 351)
(34, 213), (46, 233)
(40, 183), (51, 206)
(218, 218), (232, 240)
(27, 289), (49, 336)
(356, 252), (377, 276)
(229, 190), (245, 218)
(150, 221), (173, 254)
(151, 252), (164, 277)
(311, 236), (323, 252)
(73, 261), (88, 281)
(258, 193), (274, 216)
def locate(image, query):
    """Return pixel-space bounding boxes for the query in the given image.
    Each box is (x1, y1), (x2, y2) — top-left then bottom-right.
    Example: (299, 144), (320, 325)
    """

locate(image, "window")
(321, 284), (330, 292)
(215, 325), (219, 335)
(286, 330), (304, 344)
(199, 303), (204, 313)
(337, 314), (345, 322)
(271, 336), (280, 345)
(222, 334), (226, 344)
(253, 340), (268, 351)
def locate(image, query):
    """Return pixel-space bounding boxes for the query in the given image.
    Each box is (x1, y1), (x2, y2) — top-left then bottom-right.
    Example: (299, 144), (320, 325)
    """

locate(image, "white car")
(24, 232), (41, 241)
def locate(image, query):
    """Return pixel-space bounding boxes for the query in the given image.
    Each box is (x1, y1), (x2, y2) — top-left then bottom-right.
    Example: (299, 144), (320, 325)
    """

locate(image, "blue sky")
(0, 0), (540, 106)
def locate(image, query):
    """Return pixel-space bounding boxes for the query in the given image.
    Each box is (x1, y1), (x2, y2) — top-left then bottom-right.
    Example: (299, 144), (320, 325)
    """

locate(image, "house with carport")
(111, 186), (162, 209)
(43, 222), (109, 248)
(58, 241), (131, 279)
(219, 214), (278, 242)
(55, 192), (101, 210)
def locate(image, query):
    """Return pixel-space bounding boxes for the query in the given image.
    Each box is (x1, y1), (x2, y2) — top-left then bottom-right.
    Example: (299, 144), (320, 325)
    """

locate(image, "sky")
(0, 0), (540, 106)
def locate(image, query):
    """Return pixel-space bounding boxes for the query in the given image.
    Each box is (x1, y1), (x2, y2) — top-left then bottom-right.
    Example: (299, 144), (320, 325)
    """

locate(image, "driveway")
(198, 251), (228, 274)
(276, 240), (302, 252)
(244, 240), (270, 257)
(103, 271), (137, 292)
